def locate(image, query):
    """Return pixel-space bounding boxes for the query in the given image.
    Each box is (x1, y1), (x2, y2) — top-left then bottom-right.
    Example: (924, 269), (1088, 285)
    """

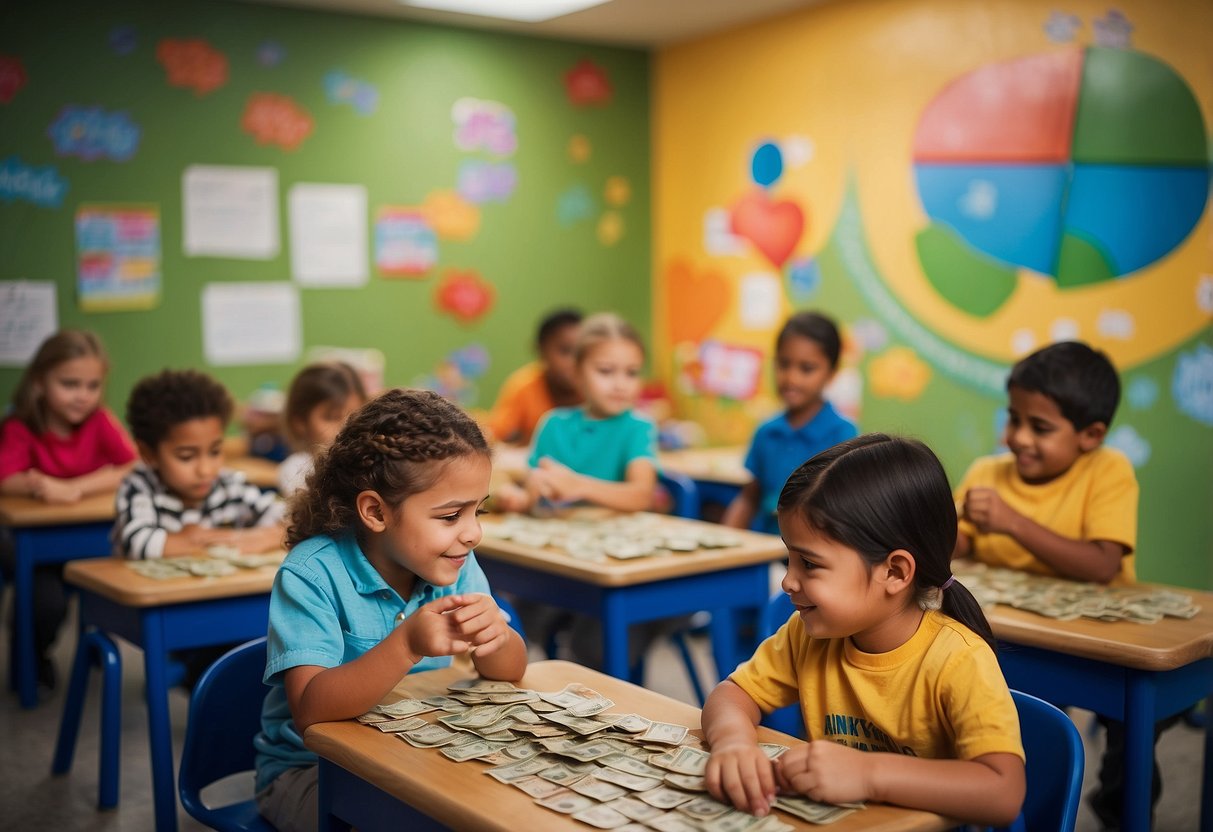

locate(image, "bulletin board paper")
(76, 203), (161, 312)
(289, 183), (368, 286)
(183, 165), (279, 259)
(0, 281), (57, 366)
(201, 282), (300, 365)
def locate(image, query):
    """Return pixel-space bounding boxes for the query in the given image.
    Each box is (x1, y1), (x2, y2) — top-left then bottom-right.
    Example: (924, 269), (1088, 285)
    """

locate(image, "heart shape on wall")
(665, 258), (729, 343)
(730, 189), (806, 268)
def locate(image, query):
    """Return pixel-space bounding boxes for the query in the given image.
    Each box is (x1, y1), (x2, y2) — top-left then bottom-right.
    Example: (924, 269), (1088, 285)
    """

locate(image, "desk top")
(476, 512), (784, 587)
(658, 446), (750, 486)
(226, 455), (280, 489)
(305, 660), (951, 832)
(984, 587), (1213, 671)
(64, 555), (279, 607)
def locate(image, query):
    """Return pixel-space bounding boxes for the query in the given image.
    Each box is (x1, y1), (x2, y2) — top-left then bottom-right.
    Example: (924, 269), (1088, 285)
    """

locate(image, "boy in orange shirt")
(487, 308), (582, 446)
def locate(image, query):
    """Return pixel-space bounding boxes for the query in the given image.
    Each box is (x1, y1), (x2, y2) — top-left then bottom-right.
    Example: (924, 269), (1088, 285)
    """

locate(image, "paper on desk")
(289, 183), (367, 287)
(183, 165), (279, 259)
(0, 281), (57, 366)
(202, 282), (300, 365)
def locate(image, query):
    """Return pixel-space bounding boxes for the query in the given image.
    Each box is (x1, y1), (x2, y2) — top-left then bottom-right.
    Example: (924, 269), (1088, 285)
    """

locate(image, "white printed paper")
(183, 165), (279, 259)
(289, 183), (368, 286)
(0, 281), (57, 366)
(201, 282), (300, 365)
(739, 272), (781, 330)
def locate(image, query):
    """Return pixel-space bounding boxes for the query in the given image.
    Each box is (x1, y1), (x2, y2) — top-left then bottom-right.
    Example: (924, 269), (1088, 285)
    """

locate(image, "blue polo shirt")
(253, 532), (491, 791)
(528, 407), (658, 483)
(745, 402), (858, 534)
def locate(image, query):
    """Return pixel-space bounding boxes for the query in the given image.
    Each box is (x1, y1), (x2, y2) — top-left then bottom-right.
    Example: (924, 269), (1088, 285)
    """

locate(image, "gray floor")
(0, 599), (1206, 831)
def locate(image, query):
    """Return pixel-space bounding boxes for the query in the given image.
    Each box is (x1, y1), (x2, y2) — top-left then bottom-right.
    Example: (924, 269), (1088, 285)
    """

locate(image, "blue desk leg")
(14, 532), (37, 708)
(52, 620), (93, 775)
(96, 631), (122, 809)
(602, 592), (630, 682)
(1203, 691), (1212, 832)
(142, 609), (179, 832)
(1124, 673), (1154, 832)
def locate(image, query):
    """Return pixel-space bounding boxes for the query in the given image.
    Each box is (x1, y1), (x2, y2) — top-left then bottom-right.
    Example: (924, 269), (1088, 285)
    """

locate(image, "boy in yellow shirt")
(953, 340), (1149, 829)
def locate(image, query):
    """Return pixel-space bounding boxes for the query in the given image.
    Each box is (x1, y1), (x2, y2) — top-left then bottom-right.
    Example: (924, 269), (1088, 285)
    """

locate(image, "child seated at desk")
(704, 435), (1025, 826)
(723, 311), (856, 535)
(254, 389), (527, 832)
(278, 362), (367, 496)
(487, 306), (583, 447)
(0, 330), (137, 691)
(952, 341), (1149, 829)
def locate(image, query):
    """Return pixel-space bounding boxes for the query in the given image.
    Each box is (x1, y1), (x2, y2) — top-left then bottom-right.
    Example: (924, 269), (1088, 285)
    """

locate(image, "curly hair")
(11, 330), (109, 434)
(287, 388), (489, 547)
(126, 369), (233, 448)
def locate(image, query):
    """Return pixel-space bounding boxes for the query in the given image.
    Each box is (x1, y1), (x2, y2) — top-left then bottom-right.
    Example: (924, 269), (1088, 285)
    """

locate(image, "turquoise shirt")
(253, 532), (491, 791)
(528, 407), (658, 482)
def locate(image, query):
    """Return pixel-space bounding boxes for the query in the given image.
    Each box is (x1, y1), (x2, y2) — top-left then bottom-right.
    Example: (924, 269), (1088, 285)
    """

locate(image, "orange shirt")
(487, 362), (579, 445)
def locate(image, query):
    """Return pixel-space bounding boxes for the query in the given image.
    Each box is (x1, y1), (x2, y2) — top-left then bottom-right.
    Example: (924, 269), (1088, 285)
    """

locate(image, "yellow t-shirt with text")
(954, 446), (1138, 585)
(730, 610), (1023, 762)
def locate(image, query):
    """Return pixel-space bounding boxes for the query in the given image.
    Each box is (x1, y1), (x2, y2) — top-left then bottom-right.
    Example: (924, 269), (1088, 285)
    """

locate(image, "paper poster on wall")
(183, 165), (279, 259)
(375, 209), (436, 277)
(738, 272), (781, 330)
(0, 281), (57, 366)
(289, 183), (367, 286)
(76, 204), (160, 311)
(202, 282), (299, 365)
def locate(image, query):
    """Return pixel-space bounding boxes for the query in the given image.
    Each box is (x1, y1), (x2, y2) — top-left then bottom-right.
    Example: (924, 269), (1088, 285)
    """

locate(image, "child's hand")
(706, 742), (777, 817)
(400, 594), (484, 664)
(493, 482), (531, 514)
(775, 741), (872, 805)
(229, 525), (285, 554)
(443, 593), (513, 657)
(529, 458), (584, 503)
(962, 487), (1018, 535)
(31, 473), (83, 504)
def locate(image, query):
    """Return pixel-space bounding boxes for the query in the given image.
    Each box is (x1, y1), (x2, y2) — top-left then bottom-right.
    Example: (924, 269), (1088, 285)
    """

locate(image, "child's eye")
(475, 509), (489, 517)
(800, 558), (818, 570)
(439, 512), (461, 522)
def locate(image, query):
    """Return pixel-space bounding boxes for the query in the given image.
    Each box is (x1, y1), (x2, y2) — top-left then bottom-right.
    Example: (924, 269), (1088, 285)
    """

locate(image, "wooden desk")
(658, 446), (751, 488)
(0, 493), (117, 708)
(56, 556), (280, 832)
(981, 585), (1213, 831)
(226, 454), (281, 490)
(306, 660), (953, 832)
(476, 512), (784, 685)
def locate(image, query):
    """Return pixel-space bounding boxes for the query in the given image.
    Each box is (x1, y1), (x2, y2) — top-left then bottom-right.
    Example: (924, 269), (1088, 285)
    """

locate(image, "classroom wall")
(653, 0), (1213, 589)
(0, 0), (650, 419)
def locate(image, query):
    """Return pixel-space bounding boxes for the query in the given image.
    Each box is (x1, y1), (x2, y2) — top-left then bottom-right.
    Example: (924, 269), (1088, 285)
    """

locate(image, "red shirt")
(0, 407), (137, 481)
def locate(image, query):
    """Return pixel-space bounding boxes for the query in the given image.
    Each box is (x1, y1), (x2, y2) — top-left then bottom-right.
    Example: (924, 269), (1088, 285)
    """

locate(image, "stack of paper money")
(484, 515), (746, 562)
(359, 678), (863, 829)
(955, 564), (1200, 623)
(125, 548), (285, 580)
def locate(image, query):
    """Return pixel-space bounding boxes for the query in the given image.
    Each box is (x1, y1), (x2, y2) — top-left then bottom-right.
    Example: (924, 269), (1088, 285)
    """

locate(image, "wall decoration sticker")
(457, 160), (517, 203)
(156, 38), (228, 95)
(568, 133), (591, 163)
(452, 97), (517, 156)
(375, 208), (437, 277)
(0, 156), (67, 208)
(48, 106), (140, 162)
(434, 269), (495, 324)
(868, 346), (932, 401)
(412, 343), (490, 406)
(730, 189), (805, 268)
(242, 92), (313, 150)
(703, 207), (746, 256)
(325, 70), (378, 115)
(257, 41), (286, 67)
(109, 26), (137, 55)
(1125, 375), (1159, 411)
(1172, 344), (1213, 426)
(664, 258), (729, 344)
(1106, 424), (1151, 467)
(564, 58), (612, 107)
(75, 203), (160, 311)
(604, 175), (630, 207)
(0, 55), (25, 103)
(557, 184), (594, 226)
(698, 340), (763, 400)
(421, 189), (480, 241)
(597, 210), (623, 246)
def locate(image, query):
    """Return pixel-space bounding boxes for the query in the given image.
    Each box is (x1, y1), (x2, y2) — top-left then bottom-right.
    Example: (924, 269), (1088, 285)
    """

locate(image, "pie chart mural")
(912, 46), (1210, 317)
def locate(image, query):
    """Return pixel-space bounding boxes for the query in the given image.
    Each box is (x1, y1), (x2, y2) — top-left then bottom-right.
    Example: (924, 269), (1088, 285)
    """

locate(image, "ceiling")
(236, 0), (829, 48)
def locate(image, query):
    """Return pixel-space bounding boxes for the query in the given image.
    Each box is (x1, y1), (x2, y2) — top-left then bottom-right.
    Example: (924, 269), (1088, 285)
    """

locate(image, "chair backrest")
(989, 690), (1084, 832)
(493, 591), (527, 643)
(657, 470), (700, 519)
(179, 637), (274, 831)
(757, 591), (805, 738)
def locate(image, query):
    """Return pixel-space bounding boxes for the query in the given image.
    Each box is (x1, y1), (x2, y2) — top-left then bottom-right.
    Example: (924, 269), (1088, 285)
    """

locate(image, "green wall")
(0, 0), (650, 417)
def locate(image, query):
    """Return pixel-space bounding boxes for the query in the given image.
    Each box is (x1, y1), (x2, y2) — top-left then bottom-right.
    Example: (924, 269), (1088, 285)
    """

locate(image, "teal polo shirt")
(528, 407), (658, 482)
(253, 532), (491, 791)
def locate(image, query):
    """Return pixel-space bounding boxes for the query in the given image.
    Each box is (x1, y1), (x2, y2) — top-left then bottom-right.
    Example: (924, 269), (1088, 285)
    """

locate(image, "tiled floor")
(0, 601), (1206, 831)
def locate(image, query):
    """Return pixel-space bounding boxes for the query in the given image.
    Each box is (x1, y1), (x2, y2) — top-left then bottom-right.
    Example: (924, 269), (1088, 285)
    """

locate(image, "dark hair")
(776, 311), (843, 369)
(1007, 341), (1120, 429)
(283, 362), (368, 446)
(11, 330), (109, 434)
(536, 308), (583, 350)
(287, 388), (490, 547)
(126, 369), (233, 448)
(778, 433), (996, 651)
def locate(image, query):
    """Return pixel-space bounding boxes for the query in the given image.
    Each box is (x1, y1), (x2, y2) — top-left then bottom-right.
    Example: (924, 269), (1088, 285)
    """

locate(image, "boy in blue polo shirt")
(723, 311), (857, 535)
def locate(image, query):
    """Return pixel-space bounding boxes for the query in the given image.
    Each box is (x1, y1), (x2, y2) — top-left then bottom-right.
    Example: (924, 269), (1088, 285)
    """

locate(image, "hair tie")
(941, 575), (956, 590)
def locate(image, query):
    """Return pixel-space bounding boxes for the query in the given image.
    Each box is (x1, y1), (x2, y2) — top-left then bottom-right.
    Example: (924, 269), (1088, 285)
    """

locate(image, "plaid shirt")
(112, 463), (284, 559)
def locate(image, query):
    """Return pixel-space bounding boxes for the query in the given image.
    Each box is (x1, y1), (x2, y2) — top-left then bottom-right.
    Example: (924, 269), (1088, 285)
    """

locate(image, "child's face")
(578, 338), (644, 419)
(40, 355), (105, 433)
(140, 416), (226, 508)
(301, 393), (363, 449)
(370, 453), (491, 588)
(540, 324), (580, 394)
(1004, 386), (1103, 485)
(774, 335), (834, 416)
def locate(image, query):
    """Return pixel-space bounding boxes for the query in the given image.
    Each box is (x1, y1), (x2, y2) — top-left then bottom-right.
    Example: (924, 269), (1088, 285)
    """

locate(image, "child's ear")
(880, 548), (917, 595)
(355, 490), (389, 532)
(135, 440), (158, 468)
(1078, 421), (1108, 452)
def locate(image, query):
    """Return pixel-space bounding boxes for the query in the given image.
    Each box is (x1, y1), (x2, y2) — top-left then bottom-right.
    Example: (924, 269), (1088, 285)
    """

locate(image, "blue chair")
(493, 591), (527, 643)
(756, 591), (805, 738)
(179, 637), (274, 832)
(983, 690), (1083, 832)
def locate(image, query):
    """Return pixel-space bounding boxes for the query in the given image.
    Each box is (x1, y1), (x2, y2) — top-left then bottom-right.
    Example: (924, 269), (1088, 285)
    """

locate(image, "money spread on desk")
(124, 546), (285, 579)
(484, 515), (746, 562)
(360, 678), (863, 829)
(957, 564), (1200, 623)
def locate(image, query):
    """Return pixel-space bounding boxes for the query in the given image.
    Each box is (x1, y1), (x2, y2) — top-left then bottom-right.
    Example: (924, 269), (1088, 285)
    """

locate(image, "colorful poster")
(75, 204), (160, 311)
(375, 208), (437, 276)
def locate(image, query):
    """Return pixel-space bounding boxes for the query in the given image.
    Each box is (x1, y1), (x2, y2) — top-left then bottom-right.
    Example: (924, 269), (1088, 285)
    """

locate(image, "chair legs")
(52, 627), (123, 809)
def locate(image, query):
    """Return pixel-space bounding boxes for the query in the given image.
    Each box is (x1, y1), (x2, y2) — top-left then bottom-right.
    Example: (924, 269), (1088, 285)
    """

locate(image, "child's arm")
(776, 745), (1024, 827)
(721, 481), (761, 531)
(528, 457), (657, 512)
(62, 462), (136, 498)
(702, 680), (778, 817)
(286, 594), (485, 731)
(962, 487), (1125, 583)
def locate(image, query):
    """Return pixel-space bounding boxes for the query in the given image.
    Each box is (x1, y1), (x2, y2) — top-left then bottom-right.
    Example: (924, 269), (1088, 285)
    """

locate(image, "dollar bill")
(571, 804), (631, 828)
(535, 790), (597, 814)
(639, 721), (689, 745)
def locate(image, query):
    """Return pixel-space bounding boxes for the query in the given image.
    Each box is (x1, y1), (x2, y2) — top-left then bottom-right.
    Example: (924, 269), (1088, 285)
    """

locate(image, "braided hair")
(286, 388), (489, 547)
